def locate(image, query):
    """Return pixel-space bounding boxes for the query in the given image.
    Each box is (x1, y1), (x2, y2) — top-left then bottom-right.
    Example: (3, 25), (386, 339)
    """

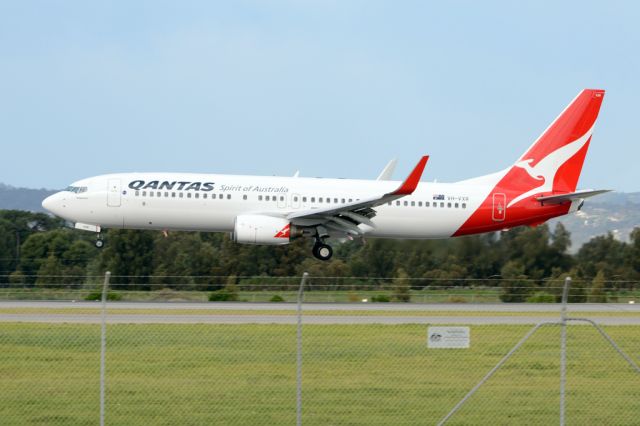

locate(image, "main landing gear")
(95, 234), (105, 249)
(312, 240), (333, 261)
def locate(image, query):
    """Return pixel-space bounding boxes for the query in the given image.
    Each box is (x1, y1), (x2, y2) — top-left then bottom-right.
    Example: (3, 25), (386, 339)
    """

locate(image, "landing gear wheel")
(312, 243), (333, 261)
(95, 237), (104, 249)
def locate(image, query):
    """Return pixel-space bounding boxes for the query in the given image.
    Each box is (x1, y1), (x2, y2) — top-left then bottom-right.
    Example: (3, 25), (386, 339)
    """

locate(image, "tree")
(35, 253), (63, 287)
(499, 261), (531, 302)
(98, 230), (155, 289)
(588, 270), (607, 303)
(392, 268), (411, 302)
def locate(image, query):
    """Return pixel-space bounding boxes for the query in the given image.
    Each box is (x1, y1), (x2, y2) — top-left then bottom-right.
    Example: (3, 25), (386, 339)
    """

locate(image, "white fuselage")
(42, 172), (503, 239)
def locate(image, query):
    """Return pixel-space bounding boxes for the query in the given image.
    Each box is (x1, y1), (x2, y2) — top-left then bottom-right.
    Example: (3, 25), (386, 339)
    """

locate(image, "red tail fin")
(506, 89), (605, 207)
(454, 89), (605, 236)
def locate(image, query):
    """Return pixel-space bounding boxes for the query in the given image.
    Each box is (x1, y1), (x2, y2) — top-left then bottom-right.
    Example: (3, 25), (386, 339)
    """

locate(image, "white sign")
(427, 327), (470, 349)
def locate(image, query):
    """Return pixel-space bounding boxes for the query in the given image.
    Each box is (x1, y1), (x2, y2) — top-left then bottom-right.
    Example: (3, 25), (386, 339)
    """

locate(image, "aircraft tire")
(313, 243), (333, 261)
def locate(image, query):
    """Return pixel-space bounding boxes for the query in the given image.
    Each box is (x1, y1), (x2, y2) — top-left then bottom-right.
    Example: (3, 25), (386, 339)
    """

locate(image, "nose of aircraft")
(42, 192), (65, 217)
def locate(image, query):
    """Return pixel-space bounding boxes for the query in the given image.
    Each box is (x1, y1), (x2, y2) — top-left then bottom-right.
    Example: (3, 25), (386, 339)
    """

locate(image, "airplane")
(42, 89), (609, 261)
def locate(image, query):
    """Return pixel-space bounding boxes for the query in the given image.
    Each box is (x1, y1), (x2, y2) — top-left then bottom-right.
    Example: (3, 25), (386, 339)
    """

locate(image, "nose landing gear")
(95, 235), (105, 249)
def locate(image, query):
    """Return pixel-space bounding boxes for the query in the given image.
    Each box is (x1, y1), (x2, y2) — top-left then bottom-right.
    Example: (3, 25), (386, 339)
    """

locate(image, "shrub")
(448, 295), (468, 303)
(371, 295), (390, 303)
(526, 292), (556, 303)
(85, 291), (122, 301)
(347, 292), (360, 302)
(209, 288), (238, 302)
(269, 295), (285, 302)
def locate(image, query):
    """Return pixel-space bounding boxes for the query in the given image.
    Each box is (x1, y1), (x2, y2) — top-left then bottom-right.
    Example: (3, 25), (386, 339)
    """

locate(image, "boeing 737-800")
(42, 89), (609, 261)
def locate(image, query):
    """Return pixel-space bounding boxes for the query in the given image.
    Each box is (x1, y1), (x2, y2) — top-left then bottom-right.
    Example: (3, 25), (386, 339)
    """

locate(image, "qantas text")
(128, 180), (215, 191)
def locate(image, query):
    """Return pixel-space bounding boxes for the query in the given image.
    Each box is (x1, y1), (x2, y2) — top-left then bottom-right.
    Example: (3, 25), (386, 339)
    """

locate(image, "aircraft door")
(277, 194), (287, 209)
(492, 193), (506, 222)
(107, 179), (122, 207)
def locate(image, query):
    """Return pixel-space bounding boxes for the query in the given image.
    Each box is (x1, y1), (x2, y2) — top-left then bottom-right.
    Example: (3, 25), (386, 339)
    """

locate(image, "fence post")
(560, 276), (571, 426)
(296, 272), (308, 426)
(100, 271), (111, 426)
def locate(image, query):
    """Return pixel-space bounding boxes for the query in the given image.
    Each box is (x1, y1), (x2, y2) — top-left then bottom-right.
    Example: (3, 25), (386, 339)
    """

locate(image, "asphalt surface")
(2, 301), (639, 312)
(0, 301), (638, 325)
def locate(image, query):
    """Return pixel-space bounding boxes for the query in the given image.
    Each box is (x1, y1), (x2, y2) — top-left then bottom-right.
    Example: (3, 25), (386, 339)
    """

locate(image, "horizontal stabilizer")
(536, 189), (611, 205)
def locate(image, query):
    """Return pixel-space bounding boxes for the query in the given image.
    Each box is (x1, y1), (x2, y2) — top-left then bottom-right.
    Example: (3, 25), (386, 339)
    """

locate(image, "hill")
(548, 191), (640, 252)
(0, 184), (56, 213)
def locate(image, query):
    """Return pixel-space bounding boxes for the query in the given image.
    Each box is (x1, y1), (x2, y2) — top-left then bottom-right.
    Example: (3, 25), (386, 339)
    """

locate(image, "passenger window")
(302, 197), (306, 202)
(455, 203), (458, 208)
(396, 201), (400, 206)
(258, 195), (263, 201)
(447, 202), (451, 208)
(243, 194), (247, 200)
(433, 202), (437, 207)
(149, 192), (154, 197)
(319, 197), (323, 203)
(165, 192), (169, 197)
(462, 203), (467, 209)
(426, 202), (430, 207)
(195, 193), (200, 199)
(440, 202), (444, 207)
(187, 193), (192, 198)
(179, 192), (183, 198)
(266, 196), (270, 201)
(294, 196), (299, 202)
(411, 201), (415, 207)
(348, 199), (353, 202)
(404, 201), (408, 206)
(280, 196), (284, 201)
(341, 198), (345, 203)
(334, 198), (338, 203)
(142, 191), (147, 196)
(311, 197), (315, 202)
(418, 201), (422, 207)
(212, 194), (217, 199)
(227, 194), (231, 199)
(172, 192), (176, 198)
(157, 192), (161, 197)
(203, 194), (207, 199)
(135, 191), (140, 196)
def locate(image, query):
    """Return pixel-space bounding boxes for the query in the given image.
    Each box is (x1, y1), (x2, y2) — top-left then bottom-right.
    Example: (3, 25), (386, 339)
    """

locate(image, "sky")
(0, 1), (639, 192)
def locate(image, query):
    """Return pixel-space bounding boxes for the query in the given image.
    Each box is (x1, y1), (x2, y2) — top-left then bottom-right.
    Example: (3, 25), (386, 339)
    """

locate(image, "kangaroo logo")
(507, 125), (594, 208)
(274, 224), (291, 238)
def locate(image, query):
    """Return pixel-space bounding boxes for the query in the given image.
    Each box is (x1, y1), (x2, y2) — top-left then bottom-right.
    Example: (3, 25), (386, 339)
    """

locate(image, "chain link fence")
(1, 274), (639, 425)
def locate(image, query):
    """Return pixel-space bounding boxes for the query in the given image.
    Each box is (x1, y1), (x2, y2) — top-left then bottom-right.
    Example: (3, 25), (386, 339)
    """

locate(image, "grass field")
(2, 287), (639, 303)
(1, 322), (639, 425)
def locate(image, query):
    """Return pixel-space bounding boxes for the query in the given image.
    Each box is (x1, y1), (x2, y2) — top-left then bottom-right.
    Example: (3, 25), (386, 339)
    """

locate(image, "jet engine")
(232, 214), (301, 245)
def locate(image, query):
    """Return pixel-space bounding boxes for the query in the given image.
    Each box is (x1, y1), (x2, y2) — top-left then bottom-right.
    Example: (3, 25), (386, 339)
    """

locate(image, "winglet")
(376, 159), (398, 181)
(390, 156), (429, 195)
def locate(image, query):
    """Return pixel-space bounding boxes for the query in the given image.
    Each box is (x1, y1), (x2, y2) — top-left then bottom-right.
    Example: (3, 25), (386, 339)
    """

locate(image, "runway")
(2, 301), (639, 312)
(1, 301), (638, 325)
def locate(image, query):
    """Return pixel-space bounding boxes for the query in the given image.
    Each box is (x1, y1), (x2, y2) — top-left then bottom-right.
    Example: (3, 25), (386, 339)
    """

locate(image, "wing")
(286, 156), (429, 236)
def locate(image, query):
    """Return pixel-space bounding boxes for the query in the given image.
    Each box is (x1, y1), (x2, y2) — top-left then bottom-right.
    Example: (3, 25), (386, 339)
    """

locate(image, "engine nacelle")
(232, 214), (299, 245)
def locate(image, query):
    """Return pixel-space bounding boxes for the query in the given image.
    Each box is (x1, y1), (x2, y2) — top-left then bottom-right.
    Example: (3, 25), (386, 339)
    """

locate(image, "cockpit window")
(65, 186), (88, 193)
